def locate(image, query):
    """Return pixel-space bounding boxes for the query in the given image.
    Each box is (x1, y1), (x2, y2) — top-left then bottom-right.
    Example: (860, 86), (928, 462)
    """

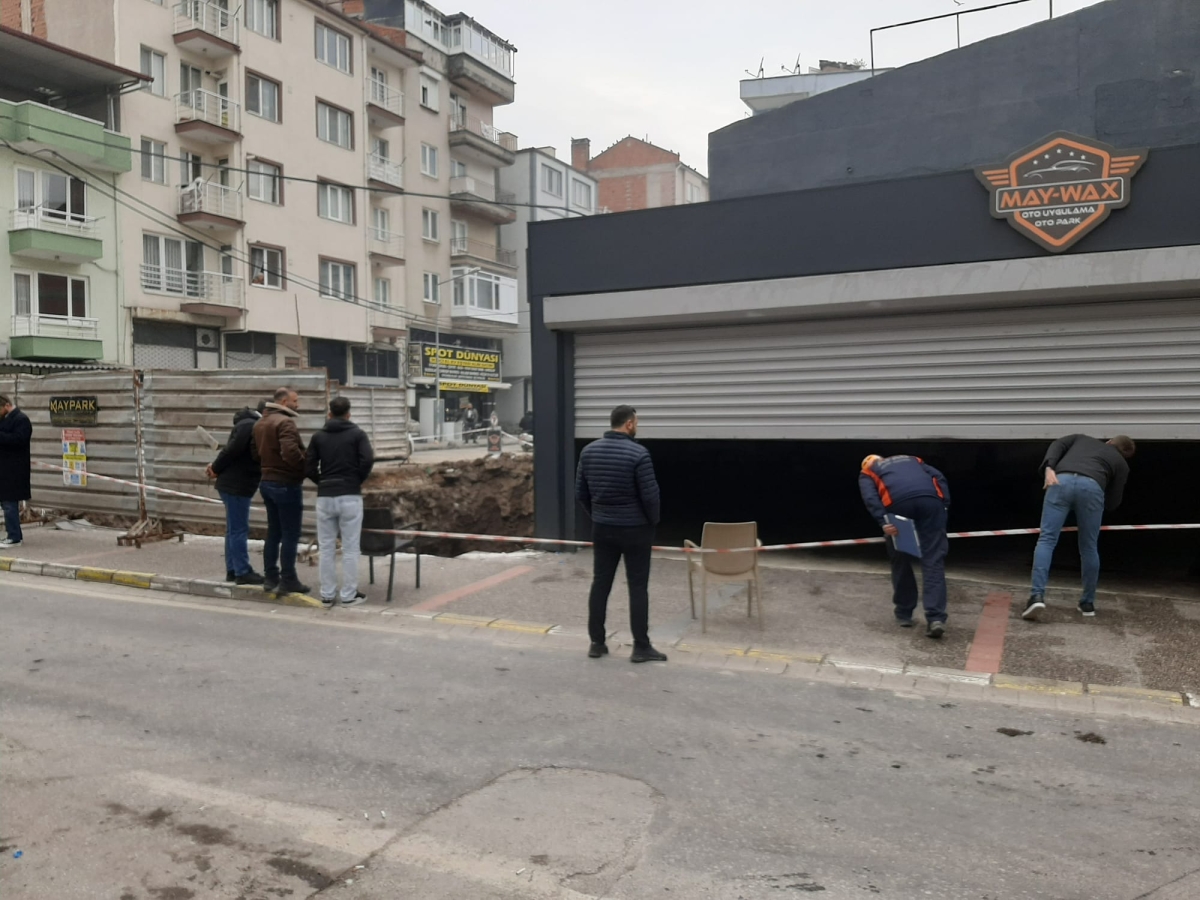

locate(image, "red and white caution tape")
(29, 460), (1200, 554)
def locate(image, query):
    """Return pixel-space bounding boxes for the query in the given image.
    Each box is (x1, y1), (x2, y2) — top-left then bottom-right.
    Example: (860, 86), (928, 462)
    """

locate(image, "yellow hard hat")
(861, 454), (882, 471)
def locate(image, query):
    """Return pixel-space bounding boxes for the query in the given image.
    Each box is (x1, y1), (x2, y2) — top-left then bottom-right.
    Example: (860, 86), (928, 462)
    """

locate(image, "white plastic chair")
(684, 521), (763, 633)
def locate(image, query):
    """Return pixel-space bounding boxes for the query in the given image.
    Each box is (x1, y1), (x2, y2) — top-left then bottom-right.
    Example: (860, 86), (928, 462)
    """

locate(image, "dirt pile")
(364, 454), (534, 556)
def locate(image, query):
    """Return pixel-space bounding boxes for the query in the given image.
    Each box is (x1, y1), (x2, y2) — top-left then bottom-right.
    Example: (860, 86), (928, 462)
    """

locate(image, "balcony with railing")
(177, 181), (243, 230)
(175, 89), (241, 142)
(9, 207), (103, 263)
(449, 267), (518, 326)
(367, 154), (403, 188)
(450, 236), (517, 270)
(449, 175), (517, 224)
(446, 16), (515, 106)
(448, 113), (517, 167)
(10, 313), (103, 360)
(140, 264), (245, 317)
(366, 76), (404, 125)
(174, 1), (239, 56)
(367, 227), (405, 262)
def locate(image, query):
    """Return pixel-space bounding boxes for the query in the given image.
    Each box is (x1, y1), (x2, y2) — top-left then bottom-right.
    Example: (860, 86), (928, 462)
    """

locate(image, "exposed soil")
(364, 454), (534, 556)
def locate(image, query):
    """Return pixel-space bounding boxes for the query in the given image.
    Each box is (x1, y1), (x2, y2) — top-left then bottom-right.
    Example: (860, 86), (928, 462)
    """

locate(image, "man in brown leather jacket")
(252, 387), (309, 595)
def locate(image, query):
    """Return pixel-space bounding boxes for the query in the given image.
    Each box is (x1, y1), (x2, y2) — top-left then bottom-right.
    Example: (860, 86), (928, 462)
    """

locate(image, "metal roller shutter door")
(573, 298), (1200, 441)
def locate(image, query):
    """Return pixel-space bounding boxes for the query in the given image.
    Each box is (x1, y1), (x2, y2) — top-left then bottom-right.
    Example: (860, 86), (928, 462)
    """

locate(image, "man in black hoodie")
(306, 397), (374, 607)
(206, 402), (264, 585)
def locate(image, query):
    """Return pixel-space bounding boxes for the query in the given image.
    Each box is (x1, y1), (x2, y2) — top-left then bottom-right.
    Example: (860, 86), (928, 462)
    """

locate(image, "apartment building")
(571, 136), (708, 213)
(497, 146), (596, 426)
(348, 0), (519, 420)
(20, 0), (516, 397)
(0, 25), (138, 371)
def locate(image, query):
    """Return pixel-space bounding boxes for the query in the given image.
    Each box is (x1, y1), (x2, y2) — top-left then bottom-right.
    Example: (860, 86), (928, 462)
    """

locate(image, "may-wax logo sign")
(976, 132), (1147, 253)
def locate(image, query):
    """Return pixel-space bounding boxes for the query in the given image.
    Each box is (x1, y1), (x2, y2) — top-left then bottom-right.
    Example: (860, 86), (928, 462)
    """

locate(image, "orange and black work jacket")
(858, 455), (950, 527)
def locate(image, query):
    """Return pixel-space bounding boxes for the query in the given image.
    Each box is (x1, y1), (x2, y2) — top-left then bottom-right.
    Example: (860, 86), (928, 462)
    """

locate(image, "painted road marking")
(408, 566), (534, 614)
(965, 591), (1013, 675)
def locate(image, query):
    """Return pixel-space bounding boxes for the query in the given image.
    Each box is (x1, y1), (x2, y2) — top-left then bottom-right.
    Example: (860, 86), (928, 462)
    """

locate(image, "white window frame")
(140, 139), (167, 184)
(686, 183), (703, 203)
(247, 159), (281, 205)
(15, 167), (87, 223)
(249, 245), (284, 289)
(315, 21), (352, 74)
(246, 72), (280, 122)
(13, 270), (90, 319)
(316, 101), (352, 149)
(450, 159), (467, 178)
(371, 206), (390, 240)
(246, 0), (278, 39)
(420, 143), (439, 178)
(452, 267), (502, 312)
(421, 208), (439, 242)
(422, 272), (440, 303)
(572, 179), (592, 210)
(419, 74), (439, 111)
(541, 164), (563, 198)
(142, 233), (203, 296)
(317, 181), (354, 224)
(373, 276), (391, 307)
(319, 259), (356, 301)
(140, 47), (166, 97)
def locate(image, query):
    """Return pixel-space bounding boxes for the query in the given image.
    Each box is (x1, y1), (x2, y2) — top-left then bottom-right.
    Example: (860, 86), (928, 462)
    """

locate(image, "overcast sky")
(461, 0), (1109, 175)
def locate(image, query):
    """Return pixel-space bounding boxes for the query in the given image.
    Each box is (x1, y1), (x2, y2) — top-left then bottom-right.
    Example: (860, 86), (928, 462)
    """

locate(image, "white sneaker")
(0, 538), (21, 547)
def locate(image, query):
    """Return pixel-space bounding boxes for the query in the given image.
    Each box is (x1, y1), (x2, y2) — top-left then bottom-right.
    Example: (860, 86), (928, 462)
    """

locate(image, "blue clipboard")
(886, 514), (922, 558)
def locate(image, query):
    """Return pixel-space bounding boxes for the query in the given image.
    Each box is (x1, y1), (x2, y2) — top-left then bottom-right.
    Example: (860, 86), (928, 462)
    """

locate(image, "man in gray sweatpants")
(306, 397), (375, 607)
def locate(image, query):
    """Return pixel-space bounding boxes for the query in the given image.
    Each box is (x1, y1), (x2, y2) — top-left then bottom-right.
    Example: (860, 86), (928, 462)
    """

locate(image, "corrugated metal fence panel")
(574, 299), (1200, 441)
(141, 370), (329, 530)
(16, 372), (144, 517)
(336, 386), (410, 460)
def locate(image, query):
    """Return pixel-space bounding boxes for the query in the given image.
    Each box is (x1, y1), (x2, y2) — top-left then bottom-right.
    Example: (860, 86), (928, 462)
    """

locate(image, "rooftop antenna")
(744, 56), (764, 79)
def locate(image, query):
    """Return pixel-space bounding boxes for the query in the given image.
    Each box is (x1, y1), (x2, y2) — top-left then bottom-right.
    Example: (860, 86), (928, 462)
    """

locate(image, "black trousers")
(588, 523), (653, 647)
(885, 495), (949, 623)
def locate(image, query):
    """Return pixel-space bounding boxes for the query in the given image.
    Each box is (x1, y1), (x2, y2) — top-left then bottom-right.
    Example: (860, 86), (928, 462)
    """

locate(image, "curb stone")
(3, 558), (1196, 719)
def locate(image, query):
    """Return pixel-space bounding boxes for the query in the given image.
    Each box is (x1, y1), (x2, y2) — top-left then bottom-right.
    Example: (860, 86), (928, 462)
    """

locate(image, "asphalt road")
(1, 575), (1197, 900)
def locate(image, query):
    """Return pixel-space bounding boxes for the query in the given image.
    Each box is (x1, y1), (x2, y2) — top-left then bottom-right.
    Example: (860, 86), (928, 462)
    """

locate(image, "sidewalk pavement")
(4, 520), (1199, 703)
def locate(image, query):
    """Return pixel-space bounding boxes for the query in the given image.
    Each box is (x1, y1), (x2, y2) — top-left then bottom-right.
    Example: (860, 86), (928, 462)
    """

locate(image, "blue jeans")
(1031, 473), (1106, 605)
(220, 492), (253, 577)
(2, 500), (21, 542)
(259, 481), (303, 582)
(886, 495), (949, 624)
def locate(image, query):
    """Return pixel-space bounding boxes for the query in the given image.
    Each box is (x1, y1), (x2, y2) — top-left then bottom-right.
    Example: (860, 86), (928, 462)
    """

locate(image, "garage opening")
(574, 438), (1200, 582)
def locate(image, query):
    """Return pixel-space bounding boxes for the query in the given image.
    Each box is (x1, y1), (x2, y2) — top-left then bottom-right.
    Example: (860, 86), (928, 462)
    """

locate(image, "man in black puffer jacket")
(207, 403), (264, 585)
(575, 405), (666, 664)
(306, 397), (374, 608)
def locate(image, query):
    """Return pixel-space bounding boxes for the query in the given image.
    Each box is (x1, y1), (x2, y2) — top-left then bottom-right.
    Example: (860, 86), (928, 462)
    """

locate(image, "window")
(371, 206), (390, 239)
(450, 218), (467, 252)
(246, 73), (280, 122)
(373, 277), (391, 307)
(572, 179), (592, 210)
(316, 101), (353, 149)
(419, 74), (438, 111)
(422, 272), (440, 303)
(319, 259), (355, 300)
(541, 164), (563, 197)
(140, 47), (166, 97)
(371, 136), (390, 161)
(16, 168), (87, 224)
(13, 272), (89, 319)
(369, 66), (389, 103)
(420, 143), (439, 178)
(315, 21), (351, 73)
(142, 233), (204, 295)
(453, 267), (502, 311)
(421, 208), (439, 241)
(140, 139), (167, 184)
(352, 347), (399, 379)
(249, 245), (284, 289)
(179, 151), (202, 185)
(686, 183), (704, 203)
(317, 181), (354, 224)
(247, 0), (278, 39)
(450, 159), (467, 178)
(247, 159), (281, 205)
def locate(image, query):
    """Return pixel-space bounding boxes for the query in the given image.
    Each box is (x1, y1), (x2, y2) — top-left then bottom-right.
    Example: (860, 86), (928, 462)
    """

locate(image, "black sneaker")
(263, 579), (279, 594)
(1079, 601), (1096, 617)
(320, 596), (336, 609)
(1022, 596), (1046, 621)
(926, 621), (945, 639)
(278, 579), (311, 596)
(225, 570), (235, 583)
(588, 642), (609, 658)
(340, 592), (367, 608)
(235, 571), (265, 586)
(631, 645), (668, 663)
(897, 617), (915, 628)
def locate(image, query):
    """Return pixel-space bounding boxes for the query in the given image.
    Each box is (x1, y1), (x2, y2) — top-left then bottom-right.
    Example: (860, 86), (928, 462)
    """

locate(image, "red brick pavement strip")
(406, 565), (535, 614)
(964, 590), (1014, 675)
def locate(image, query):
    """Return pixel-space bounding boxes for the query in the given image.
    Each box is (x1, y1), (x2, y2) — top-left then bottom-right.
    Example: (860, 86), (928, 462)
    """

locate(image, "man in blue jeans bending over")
(253, 387), (310, 596)
(1023, 434), (1134, 620)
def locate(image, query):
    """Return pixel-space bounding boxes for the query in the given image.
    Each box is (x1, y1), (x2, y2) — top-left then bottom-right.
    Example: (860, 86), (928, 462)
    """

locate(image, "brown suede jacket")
(252, 404), (306, 485)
